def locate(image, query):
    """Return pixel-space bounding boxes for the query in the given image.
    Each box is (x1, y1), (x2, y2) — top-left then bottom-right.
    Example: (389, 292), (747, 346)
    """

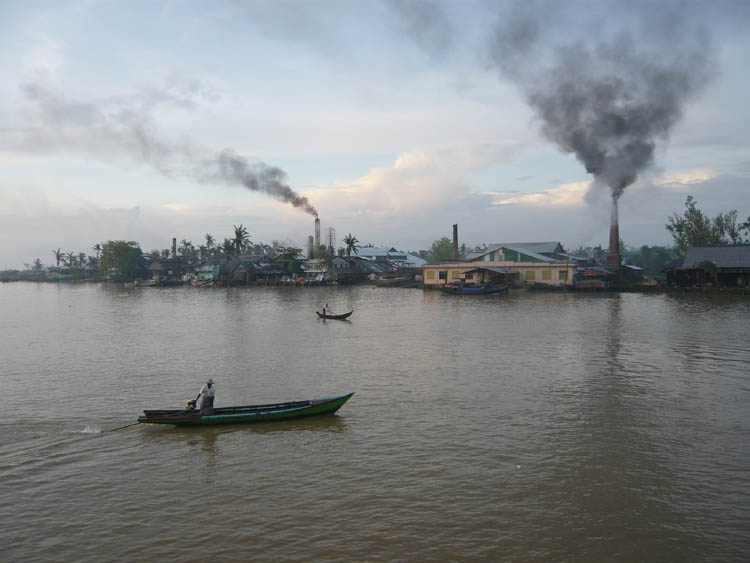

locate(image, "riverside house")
(666, 244), (750, 287)
(422, 242), (579, 289)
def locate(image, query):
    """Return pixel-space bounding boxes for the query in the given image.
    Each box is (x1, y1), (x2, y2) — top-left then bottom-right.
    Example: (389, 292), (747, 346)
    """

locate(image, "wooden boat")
(440, 282), (510, 295)
(138, 392), (354, 426)
(376, 275), (410, 287)
(316, 310), (353, 320)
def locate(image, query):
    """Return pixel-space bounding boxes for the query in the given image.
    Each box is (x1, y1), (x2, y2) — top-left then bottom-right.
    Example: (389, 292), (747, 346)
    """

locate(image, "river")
(1, 282), (748, 561)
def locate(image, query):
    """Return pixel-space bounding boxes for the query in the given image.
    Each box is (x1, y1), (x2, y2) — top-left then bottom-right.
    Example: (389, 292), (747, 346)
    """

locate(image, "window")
(451, 270), (461, 279)
(465, 273), (473, 280)
(542, 270), (552, 280)
(525, 270), (535, 281)
(426, 270), (435, 280)
(559, 270), (568, 281)
(439, 271), (447, 280)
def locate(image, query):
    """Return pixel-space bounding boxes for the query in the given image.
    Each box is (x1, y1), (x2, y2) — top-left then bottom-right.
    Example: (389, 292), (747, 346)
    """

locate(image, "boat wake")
(63, 426), (103, 435)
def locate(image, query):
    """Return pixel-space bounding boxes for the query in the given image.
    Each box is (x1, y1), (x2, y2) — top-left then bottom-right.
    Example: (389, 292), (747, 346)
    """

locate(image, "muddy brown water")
(1, 282), (748, 561)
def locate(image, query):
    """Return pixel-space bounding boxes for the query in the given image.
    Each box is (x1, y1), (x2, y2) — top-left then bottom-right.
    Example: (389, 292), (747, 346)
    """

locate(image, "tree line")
(10, 195), (749, 281)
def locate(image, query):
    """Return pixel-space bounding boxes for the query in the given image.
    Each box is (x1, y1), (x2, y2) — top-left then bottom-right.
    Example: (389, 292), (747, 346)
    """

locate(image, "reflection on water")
(141, 414), (348, 446)
(1, 283), (749, 562)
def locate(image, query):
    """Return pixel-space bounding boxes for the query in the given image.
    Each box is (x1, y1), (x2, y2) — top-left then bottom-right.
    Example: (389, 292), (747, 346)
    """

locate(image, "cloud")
(654, 168), (719, 190)
(490, 181), (589, 207)
(308, 143), (520, 217)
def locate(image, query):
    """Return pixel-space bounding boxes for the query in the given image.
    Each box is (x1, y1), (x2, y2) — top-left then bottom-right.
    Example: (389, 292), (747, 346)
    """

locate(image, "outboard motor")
(186, 399), (197, 411)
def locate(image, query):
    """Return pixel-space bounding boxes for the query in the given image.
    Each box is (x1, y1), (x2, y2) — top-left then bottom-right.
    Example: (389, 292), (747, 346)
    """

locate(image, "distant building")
(423, 242), (578, 288)
(354, 247), (427, 268)
(666, 245), (750, 287)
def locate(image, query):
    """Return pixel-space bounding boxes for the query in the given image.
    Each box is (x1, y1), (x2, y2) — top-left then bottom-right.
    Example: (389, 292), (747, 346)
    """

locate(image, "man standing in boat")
(199, 378), (216, 415)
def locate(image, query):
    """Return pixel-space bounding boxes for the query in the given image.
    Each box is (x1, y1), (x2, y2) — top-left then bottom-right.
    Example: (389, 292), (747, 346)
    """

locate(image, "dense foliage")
(666, 196), (750, 254)
(426, 237), (454, 263)
(100, 240), (144, 281)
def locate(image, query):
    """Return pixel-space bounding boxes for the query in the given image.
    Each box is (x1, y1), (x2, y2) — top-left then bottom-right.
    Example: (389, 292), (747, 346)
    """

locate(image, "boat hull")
(315, 310), (353, 320)
(137, 392), (354, 426)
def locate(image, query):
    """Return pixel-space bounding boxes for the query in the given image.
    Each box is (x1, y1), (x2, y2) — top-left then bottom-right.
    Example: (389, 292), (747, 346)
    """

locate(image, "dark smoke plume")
(13, 80), (317, 216)
(489, 3), (714, 200)
(202, 150), (317, 216)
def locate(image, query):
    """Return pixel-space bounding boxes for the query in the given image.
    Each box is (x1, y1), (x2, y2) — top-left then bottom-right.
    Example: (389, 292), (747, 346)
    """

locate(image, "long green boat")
(137, 392), (354, 426)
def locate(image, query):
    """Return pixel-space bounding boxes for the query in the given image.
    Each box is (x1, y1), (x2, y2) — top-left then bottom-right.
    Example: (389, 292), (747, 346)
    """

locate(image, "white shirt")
(199, 383), (216, 398)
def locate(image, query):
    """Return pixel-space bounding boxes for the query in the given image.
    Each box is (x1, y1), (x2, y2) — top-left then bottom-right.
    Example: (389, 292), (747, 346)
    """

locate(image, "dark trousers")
(200, 395), (214, 415)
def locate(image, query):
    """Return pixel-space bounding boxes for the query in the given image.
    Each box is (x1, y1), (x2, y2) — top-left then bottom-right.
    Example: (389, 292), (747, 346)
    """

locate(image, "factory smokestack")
(314, 218), (320, 252)
(172, 238), (177, 258)
(452, 224), (459, 260)
(307, 235), (314, 260)
(606, 198), (621, 270)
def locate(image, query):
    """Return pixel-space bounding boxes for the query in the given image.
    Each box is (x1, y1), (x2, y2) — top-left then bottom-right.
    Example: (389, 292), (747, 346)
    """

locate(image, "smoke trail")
(203, 150), (317, 216)
(488, 3), (714, 200)
(13, 80), (317, 216)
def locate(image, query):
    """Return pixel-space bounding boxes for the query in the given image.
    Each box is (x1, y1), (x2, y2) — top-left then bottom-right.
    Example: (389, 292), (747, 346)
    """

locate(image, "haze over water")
(1, 283), (748, 562)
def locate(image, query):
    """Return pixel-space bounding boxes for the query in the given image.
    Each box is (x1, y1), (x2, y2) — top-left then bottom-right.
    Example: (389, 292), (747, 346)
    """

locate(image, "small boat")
(316, 310), (353, 320)
(138, 392), (354, 426)
(440, 282), (510, 295)
(376, 275), (411, 287)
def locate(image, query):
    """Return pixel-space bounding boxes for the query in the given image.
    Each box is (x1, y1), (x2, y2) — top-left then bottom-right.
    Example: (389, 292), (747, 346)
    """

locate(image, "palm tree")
(179, 239), (193, 256)
(222, 238), (234, 259)
(66, 251), (77, 267)
(53, 248), (64, 267)
(205, 233), (215, 250)
(92, 243), (102, 260)
(343, 233), (360, 257)
(78, 252), (87, 266)
(232, 224), (250, 256)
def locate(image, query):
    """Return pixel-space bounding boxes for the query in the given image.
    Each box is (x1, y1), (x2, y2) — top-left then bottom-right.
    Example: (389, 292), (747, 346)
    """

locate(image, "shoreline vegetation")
(2, 197), (749, 293)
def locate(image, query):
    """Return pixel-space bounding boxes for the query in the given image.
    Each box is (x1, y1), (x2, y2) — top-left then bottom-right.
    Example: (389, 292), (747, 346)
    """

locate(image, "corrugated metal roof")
(682, 245), (750, 269)
(469, 242), (568, 263)
(489, 242), (564, 254)
(501, 245), (563, 263)
(354, 247), (426, 266)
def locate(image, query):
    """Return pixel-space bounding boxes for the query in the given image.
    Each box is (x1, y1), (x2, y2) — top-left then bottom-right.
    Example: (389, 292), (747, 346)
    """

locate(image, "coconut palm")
(66, 252), (77, 267)
(222, 238), (234, 258)
(343, 233), (360, 257)
(179, 239), (194, 257)
(232, 224), (250, 256)
(205, 233), (215, 251)
(92, 243), (102, 260)
(52, 248), (64, 267)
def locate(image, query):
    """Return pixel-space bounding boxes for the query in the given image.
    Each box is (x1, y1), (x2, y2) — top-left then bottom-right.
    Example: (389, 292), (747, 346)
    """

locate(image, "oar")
(108, 421), (141, 432)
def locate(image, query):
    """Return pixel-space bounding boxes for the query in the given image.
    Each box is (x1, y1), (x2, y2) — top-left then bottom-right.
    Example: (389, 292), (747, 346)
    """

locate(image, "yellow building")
(422, 242), (578, 288)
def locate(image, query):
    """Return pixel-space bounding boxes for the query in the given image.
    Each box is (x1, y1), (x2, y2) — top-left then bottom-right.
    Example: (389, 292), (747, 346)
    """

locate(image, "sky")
(1, 0), (749, 269)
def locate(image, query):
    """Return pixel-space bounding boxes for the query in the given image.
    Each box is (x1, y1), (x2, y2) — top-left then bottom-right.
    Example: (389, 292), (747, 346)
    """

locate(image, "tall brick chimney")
(452, 224), (459, 260)
(606, 198), (621, 270)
